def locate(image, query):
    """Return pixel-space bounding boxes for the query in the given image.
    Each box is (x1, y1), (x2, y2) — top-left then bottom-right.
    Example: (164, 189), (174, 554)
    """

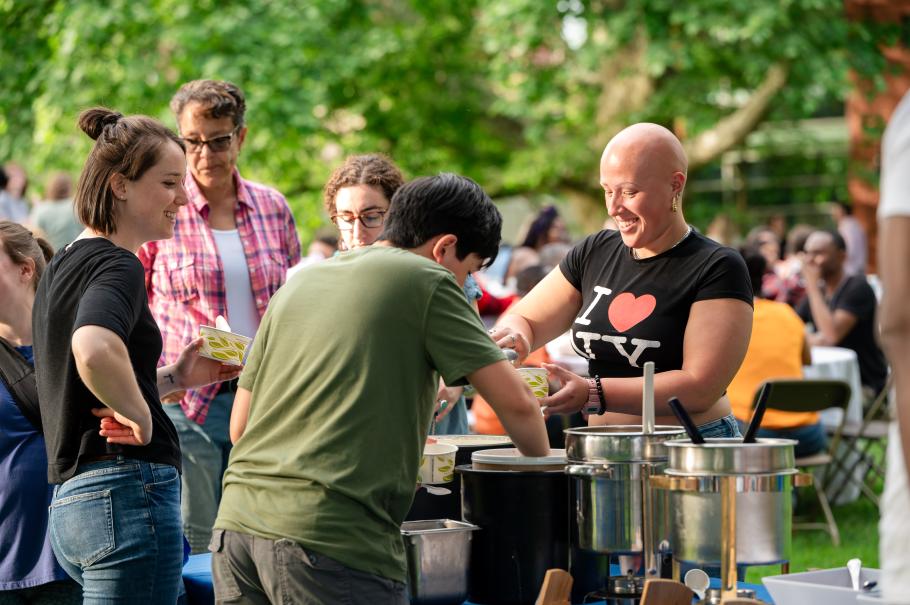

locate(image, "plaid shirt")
(138, 169), (301, 424)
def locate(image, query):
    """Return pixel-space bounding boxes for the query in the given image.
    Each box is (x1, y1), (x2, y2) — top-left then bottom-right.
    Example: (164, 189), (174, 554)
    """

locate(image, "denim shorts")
(48, 457), (183, 604)
(696, 414), (743, 439)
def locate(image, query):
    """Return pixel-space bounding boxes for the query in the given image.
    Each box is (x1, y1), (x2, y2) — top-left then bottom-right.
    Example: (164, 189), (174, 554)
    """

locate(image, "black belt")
(217, 378), (240, 395)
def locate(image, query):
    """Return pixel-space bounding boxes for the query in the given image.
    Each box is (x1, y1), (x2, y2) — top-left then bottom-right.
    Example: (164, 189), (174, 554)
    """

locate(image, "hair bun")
(78, 107), (124, 140)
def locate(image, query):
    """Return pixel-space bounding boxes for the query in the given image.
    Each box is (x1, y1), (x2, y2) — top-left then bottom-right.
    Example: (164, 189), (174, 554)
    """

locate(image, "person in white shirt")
(878, 88), (910, 605)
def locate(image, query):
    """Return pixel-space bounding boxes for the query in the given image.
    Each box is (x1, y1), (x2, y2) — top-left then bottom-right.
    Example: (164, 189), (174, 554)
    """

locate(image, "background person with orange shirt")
(727, 248), (824, 457)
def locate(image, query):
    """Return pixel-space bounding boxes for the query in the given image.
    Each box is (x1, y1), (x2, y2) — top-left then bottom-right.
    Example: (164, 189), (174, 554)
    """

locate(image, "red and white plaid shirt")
(139, 169), (301, 424)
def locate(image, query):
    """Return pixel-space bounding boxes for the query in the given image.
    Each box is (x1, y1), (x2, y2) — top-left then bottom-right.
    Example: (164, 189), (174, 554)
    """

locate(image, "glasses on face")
(331, 210), (387, 231)
(181, 128), (239, 153)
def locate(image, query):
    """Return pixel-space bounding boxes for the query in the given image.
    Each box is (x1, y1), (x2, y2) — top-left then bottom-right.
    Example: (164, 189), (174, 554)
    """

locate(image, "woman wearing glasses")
(137, 79), (301, 554)
(323, 154), (405, 252)
(320, 154), (475, 434)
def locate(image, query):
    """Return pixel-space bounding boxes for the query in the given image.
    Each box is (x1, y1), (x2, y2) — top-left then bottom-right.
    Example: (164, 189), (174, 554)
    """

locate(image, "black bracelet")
(593, 374), (607, 415)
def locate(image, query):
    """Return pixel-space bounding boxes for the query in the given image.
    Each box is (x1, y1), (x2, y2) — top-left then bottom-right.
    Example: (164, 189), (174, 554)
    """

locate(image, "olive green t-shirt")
(215, 246), (505, 583)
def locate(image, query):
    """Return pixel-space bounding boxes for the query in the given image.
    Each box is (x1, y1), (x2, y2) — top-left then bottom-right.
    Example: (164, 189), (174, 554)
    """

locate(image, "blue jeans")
(48, 458), (183, 604)
(696, 414), (743, 438)
(734, 421), (827, 458)
(165, 392), (234, 554)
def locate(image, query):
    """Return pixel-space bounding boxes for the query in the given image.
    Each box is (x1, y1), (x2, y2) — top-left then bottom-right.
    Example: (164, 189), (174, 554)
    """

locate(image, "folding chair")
(824, 374), (893, 507)
(751, 379), (852, 546)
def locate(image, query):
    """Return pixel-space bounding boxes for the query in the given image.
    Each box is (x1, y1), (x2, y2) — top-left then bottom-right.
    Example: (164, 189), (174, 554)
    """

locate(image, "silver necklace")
(632, 225), (692, 260)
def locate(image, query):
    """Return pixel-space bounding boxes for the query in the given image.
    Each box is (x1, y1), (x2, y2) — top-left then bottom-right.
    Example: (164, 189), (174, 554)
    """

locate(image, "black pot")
(457, 464), (569, 605)
(406, 437), (512, 522)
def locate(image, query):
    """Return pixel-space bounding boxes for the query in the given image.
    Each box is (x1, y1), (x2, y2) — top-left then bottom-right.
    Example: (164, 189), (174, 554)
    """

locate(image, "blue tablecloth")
(183, 553), (773, 604)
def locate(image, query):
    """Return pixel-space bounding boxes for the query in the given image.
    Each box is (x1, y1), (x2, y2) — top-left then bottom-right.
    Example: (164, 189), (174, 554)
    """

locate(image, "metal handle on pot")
(650, 475), (699, 492)
(793, 472), (814, 487)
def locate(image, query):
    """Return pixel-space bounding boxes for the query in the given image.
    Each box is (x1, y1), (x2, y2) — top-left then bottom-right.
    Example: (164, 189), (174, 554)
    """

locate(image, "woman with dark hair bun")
(31, 108), (240, 603)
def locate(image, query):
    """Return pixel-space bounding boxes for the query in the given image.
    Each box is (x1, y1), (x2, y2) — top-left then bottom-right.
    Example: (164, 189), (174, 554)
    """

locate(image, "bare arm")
(541, 298), (753, 417)
(879, 216), (910, 481)
(72, 325), (153, 445)
(801, 333), (812, 366)
(492, 267), (582, 357)
(229, 387), (252, 444)
(467, 360), (549, 457)
(157, 338), (242, 397)
(802, 273), (858, 346)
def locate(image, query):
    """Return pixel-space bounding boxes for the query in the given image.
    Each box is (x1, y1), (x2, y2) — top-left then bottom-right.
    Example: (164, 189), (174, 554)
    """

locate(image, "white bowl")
(418, 443), (458, 485)
(199, 325), (252, 366)
(763, 567), (880, 605)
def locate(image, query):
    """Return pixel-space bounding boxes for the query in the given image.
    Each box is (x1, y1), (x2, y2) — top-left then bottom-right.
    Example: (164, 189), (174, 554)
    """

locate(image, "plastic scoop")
(422, 485), (452, 496)
(642, 361), (655, 434)
(668, 397), (705, 444)
(683, 568), (709, 601)
(742, 382), (771, 443)
(848, 558), (861, 591)
(215, 315), (231, 332)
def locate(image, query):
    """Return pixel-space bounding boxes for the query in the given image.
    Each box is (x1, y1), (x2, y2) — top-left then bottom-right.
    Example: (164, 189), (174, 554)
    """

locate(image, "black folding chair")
(824, 374), (893, 507)
(751, 379), (852, 546)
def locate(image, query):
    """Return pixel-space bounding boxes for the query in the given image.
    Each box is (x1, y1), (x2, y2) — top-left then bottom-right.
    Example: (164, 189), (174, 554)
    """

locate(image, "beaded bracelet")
(592, 374), (607, 415)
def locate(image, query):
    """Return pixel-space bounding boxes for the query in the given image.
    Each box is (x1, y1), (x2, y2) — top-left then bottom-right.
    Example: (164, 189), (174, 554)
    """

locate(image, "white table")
(803, 346), (864, 427)
(803, 345), (866, 504)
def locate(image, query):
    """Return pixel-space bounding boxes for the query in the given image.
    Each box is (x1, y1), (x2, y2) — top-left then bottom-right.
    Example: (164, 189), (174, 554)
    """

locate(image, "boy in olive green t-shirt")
(213, 174), (549, 604)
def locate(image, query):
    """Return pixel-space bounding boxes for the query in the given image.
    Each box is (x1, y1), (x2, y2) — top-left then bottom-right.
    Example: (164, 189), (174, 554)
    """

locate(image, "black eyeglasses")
(181, 128), (239, 153)
(331, 210), (387, 231)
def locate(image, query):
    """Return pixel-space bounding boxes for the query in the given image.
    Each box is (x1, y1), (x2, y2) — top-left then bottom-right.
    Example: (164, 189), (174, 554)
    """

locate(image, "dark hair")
(74, 107), (185, 236)
(0, 166), (7, 190)
(0, 220), (54, 292)
(515, 264), (548, 297)
(381, 173), (501, 266)
(323, 154), (405, 216)
(785, 224), (814, 256)
(45, 171), (73, 200)
(813, 228), (847, 251)
(315, 234), (338, 248)
(520, 205), (560, 249)
(744, 226), (778, 248)
(739, 246), (766, 298)
(170, 79), (246, 128)
(834, 200), (853, 215)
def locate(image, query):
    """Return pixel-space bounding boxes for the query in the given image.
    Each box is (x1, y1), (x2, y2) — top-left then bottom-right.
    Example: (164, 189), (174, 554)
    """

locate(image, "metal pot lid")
(664, 437), (798, 476)
(471, 447), (566, 466)
(565, 425), (687, 463)
(435, 435), (512, 447)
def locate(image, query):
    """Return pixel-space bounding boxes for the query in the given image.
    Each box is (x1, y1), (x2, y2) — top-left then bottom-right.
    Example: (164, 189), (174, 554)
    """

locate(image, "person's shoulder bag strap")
(0, 336), (42, 431)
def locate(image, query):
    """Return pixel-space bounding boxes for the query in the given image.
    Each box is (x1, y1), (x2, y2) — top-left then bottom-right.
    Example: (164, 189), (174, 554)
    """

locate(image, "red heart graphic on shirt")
(608, 292), (657, 332)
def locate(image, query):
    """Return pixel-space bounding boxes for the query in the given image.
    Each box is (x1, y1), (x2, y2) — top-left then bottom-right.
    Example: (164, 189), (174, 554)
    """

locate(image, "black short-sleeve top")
(32, 238), (181, 484)
(558, 229), (753, 379)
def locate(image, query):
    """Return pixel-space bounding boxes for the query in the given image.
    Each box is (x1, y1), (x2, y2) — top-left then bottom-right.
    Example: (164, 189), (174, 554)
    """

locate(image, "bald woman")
(490, 123), (754, 434)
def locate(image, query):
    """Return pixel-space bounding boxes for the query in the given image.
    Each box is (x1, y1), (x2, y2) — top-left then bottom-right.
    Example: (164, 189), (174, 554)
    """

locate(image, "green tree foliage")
(0, 0), (888, 238)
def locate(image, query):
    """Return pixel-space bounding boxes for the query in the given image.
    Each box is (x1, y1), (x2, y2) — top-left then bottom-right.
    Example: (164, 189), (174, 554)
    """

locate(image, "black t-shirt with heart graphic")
(559, 228), (752, 379)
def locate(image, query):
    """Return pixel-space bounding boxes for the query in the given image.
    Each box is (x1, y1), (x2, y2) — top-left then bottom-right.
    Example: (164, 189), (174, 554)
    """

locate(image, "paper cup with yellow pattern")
(518, 367), (549, 399)
(199, 326), (252, 366)
(418, 443), (458, 485)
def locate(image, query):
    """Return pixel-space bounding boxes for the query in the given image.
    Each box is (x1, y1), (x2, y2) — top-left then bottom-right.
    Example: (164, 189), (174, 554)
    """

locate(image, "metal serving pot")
(653, 438), (807, 566)
(564, 426), (686, 555)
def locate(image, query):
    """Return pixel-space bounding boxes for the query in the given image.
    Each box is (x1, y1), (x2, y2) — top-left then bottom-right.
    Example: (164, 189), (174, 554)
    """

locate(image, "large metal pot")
(458, 449), (569, 605)
(564, 426), (686, 555)
(654, 438), (802, 566)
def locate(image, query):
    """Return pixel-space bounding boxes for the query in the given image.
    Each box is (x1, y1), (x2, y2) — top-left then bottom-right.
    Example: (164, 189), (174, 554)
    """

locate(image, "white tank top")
(211, 228), (259, 338)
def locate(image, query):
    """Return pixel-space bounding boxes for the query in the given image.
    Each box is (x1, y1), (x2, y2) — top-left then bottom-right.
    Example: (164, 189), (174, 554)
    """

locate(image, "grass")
(745, 448), (884, 584)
